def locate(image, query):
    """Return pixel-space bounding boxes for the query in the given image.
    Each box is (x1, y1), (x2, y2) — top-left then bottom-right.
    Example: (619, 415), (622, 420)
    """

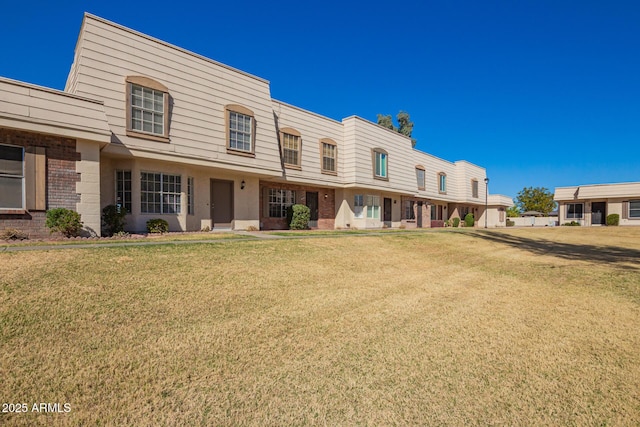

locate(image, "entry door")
(591, 202), (606, 225)
(306, 192), (319, 227)
(417, 201), (423, 228)
(383, 198), (392, 223)
(210, 179), (234, 227)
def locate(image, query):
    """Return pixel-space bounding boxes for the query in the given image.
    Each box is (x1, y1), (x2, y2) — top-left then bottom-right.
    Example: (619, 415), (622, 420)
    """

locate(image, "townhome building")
(555, 182), (640, 226)
(0, 13), (511, 237)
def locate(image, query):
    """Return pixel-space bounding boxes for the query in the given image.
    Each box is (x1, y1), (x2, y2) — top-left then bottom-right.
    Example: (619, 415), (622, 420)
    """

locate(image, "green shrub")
(506, 219), (515, 227)
(452, 217), (460, 228)
(464, 213), (475, 228)
(45, 208), (83, 237)
(606, 214), (620, 226)
(102, 204), (128, 236)
(286, 204), (311, 230)
(0, 228), (28, 240)
(146, 218), (169, 234)
(562, 221), (581, 226)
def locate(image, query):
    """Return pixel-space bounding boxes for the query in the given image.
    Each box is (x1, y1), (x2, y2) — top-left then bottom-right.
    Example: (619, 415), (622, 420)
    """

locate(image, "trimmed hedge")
(464, 213), (475, 228)
(102, 204), (127, 236)
(147, 218), (169, 234)
(45, 208), (83, 237)
(606, 214), (620, 226)
(286, 204), (311, 230)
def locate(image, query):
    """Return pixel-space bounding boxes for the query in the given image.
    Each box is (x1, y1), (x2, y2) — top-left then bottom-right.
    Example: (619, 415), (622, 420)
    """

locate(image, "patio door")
(591, 202), (606, 225)
(210, 179), (234, 228)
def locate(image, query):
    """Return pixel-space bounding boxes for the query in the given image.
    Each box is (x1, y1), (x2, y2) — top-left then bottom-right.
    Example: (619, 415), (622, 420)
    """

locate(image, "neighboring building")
(0, 13), (511, 237)
(0, 77), (111, 238)
(555, 182), (640, 226)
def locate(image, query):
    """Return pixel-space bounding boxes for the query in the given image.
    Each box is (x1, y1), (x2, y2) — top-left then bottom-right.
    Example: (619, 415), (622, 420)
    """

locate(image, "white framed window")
(187, 177), (194, 215)
(629, 200), (640, 218)
(416, 167), (425, 190)
(438, 173), (447, 193)
(130, 84), (165, 136)
(366, 195), (380, 219)
(282, 133), (300, 166)
(269, 189), (296, 218)
(140, 172), (181, 214)
(566, 203), (583, 219)
(0, 144), (25, 209)
(322, 142), (336, 173)
(229, 111), (252, 152)
(354, 194), (364, 218)
(374, 150), (388, 179)
(115, 170), (132, 213)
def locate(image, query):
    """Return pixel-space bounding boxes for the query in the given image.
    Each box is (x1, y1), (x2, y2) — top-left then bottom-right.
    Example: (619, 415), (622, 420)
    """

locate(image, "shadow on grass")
(471, 230), (640, 270)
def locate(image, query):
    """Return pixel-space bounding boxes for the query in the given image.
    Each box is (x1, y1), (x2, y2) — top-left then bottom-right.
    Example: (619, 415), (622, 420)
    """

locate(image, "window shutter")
(622, 201), (629, 220)
(25, 147), (46, 210)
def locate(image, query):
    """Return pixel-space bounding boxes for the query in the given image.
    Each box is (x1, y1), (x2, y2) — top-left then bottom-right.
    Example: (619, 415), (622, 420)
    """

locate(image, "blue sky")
(1, 1), (639, 199)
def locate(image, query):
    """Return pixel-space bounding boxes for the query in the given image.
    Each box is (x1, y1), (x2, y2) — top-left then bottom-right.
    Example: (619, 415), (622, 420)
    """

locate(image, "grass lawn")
(1, 227), (639, 425)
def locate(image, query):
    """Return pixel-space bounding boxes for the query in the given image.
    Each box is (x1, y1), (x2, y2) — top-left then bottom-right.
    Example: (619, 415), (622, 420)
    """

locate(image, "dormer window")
(416, 166), (425, 190)
(438, 172), (447, 194)
(279, 127), (301, 169)
(225, 104), (256, 156)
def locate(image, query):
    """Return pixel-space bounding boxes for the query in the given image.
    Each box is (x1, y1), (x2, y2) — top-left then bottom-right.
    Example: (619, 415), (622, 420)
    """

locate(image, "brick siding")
(0, 128), (80, 239)
(259, 181), (335, 230)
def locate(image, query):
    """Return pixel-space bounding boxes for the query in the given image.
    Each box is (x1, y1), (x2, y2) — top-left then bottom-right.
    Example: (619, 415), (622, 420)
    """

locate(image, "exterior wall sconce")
(241, 180), (246, 190)
(394, 199), (397, 204)
(324, 193), (328, 199)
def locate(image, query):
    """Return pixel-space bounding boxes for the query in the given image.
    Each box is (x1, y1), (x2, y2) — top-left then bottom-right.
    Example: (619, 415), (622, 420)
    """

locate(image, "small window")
(354, 194), (364, 218)
(280, 128), (302, 168)
(405, 200), (416, 220)
(187, 177), (194, 215)
(226, 104), (255, 155)
(438, 172), (447, 194)
(321, 139), (337, 174)
(472, 179), (479, 198)
(140, 172), (181, 214)
(416, 166), (425, 190)
(629, 200), (640, 218)
(566, 203), (583, 219)
(115, 170), (132, 213)
(269, 189), (296, 218)
(0, 144), (24, 209)
(373, 149), (388, 179)
(126, 76), (169, 141)
(366, 195), (380, 219)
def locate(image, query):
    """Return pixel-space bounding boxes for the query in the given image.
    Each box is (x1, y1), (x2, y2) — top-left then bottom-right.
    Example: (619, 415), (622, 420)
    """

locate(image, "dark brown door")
(210, 179), (234, 227)
(417, 201), (423, 227)
(306, 192), (319, 221)
(384, 198), (392, 222)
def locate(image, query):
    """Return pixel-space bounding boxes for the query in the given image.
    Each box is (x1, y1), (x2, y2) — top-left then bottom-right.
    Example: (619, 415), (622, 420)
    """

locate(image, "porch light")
(241, 180), (246, 190)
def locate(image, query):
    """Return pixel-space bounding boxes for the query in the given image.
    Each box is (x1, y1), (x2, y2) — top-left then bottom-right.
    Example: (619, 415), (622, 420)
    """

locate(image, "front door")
(306, 192), (319, 227)
(210, 179), (234, 228)
(591, 202), (606, 225)
(383, 197), (392, 224)
(417, 201), (423, 227)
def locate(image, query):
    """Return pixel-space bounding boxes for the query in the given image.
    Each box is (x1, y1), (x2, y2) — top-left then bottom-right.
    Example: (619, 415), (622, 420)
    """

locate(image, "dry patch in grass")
(1, 227), (639, 425)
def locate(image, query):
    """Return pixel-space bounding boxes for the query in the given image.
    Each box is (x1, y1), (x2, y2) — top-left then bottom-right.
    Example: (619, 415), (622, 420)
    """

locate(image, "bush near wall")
(452, 217), (461, 228)
(147, 219), (169, 234)
(102, 205), (128, 236)
(606, 214), (620, 226)
(45, 208), (83, 237)
(464, 213), (475, 228)
(287, 204), (311, 230)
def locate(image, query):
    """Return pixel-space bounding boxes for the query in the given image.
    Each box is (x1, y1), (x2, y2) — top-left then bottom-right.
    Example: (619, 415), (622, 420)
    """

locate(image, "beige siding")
(0, 77), (111, 143)
(555, 182), (640, 201)
(71, 14), (282, 176)
(271, 100), (344, 186)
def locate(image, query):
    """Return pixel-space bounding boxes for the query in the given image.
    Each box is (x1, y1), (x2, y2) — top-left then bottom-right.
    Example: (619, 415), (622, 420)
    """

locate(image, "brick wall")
(0, 128), (80, 239)
(259, 181), (335, 230)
